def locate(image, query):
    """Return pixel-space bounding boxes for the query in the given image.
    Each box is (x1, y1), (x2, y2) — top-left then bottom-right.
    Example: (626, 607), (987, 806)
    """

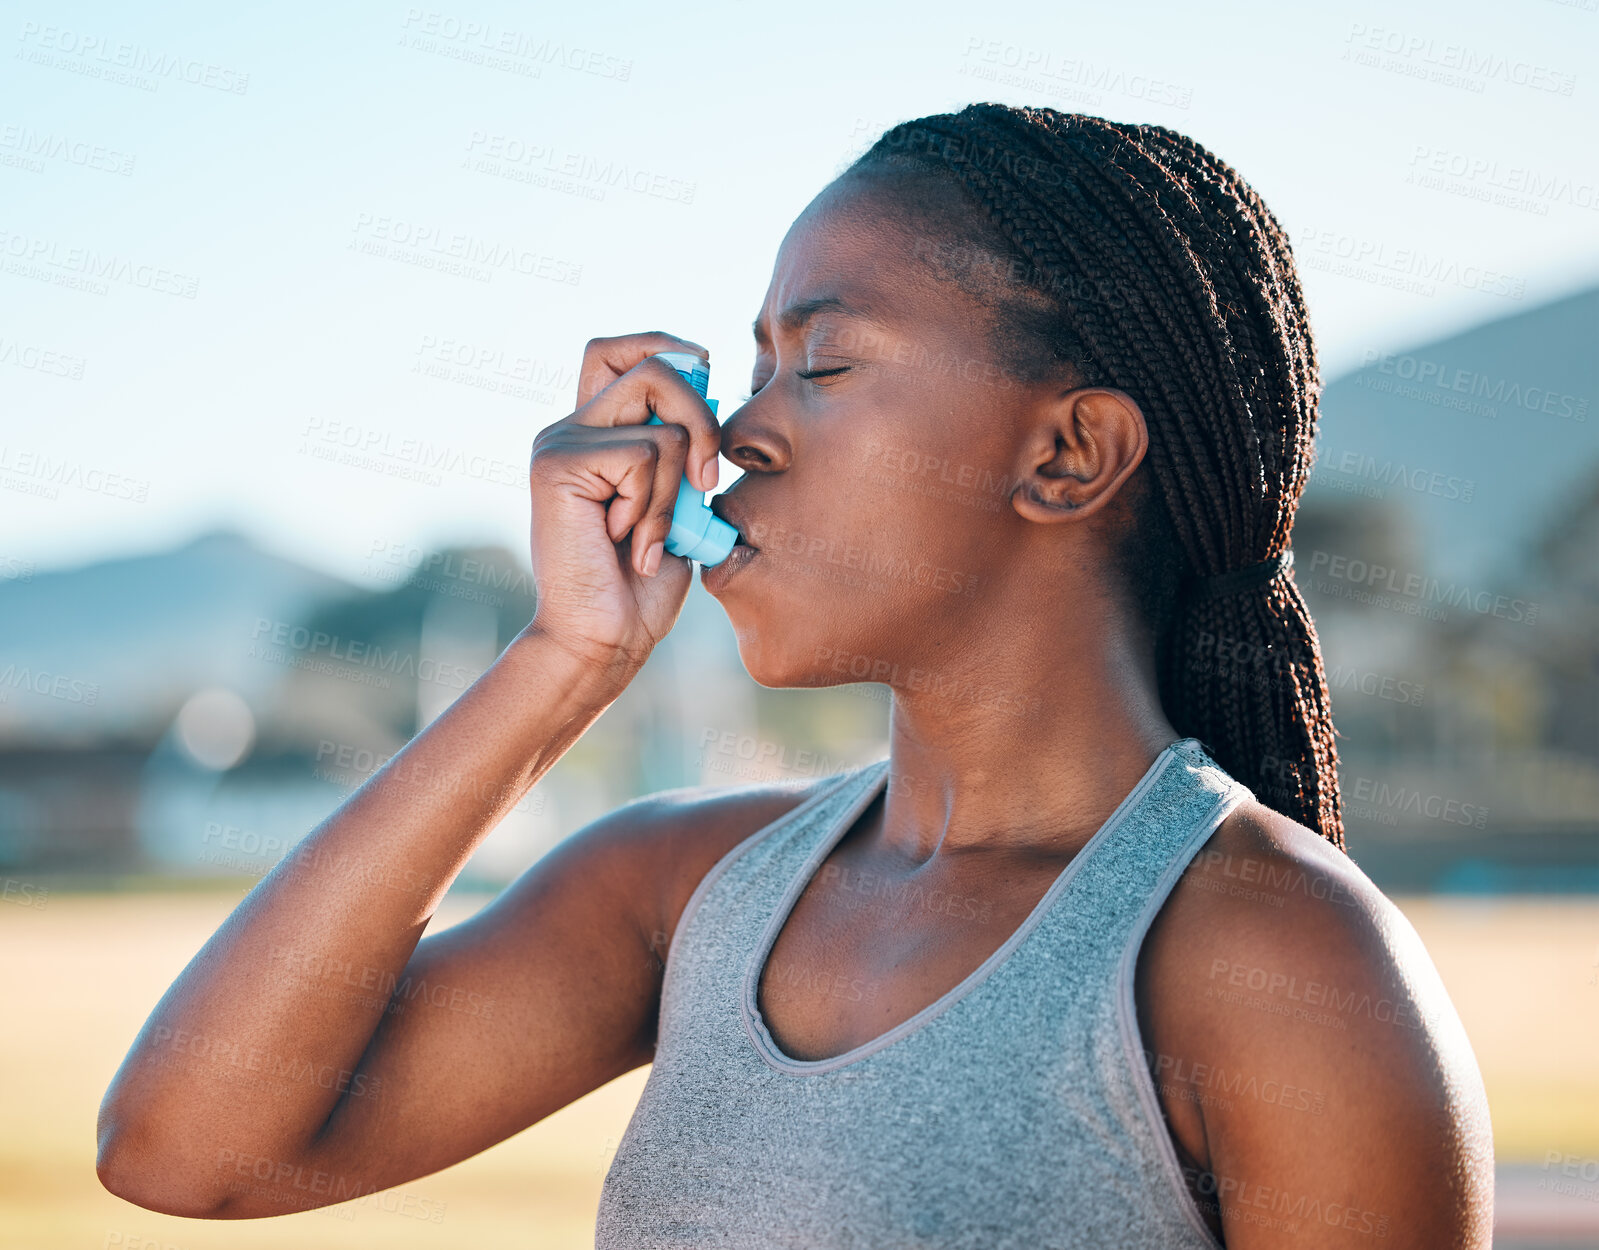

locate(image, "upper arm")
(1145, 806), (1495, 1248)
(279, 776), (824, 1208)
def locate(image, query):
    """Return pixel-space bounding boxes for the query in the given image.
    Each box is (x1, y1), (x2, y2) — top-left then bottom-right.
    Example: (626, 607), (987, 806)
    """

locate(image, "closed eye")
(737, 366), (851, 402)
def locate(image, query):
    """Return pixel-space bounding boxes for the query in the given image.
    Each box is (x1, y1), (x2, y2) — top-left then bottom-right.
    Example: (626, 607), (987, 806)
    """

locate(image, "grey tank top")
(595, 736), (1251, 1249)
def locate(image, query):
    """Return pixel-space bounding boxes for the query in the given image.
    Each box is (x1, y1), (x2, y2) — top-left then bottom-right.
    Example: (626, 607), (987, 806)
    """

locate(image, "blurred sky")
(2, 0), (1596, 587)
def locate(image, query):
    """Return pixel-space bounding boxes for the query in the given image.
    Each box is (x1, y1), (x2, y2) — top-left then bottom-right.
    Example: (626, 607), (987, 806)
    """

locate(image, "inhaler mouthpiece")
(647, 350), (738, 566)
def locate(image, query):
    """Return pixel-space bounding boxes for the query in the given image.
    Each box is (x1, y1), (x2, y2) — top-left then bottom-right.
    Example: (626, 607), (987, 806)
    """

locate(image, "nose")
(718, 396), (789, 473)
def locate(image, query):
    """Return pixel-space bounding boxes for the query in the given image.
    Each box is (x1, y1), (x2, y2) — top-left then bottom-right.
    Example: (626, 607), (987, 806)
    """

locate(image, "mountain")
(1309, 283), (1597, 589)
(0, 529), (355, 748)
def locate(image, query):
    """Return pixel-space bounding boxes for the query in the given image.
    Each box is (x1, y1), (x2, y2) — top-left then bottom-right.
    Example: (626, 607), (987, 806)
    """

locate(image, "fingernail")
(702, 457), (718, 491)
(644, 540), (664, 577)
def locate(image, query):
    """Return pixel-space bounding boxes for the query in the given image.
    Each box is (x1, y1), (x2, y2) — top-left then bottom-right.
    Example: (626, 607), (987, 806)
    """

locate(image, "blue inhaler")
(645, 350), (738, 566)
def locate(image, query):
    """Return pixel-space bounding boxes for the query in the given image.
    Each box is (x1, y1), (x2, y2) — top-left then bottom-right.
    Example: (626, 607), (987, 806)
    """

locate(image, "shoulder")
(1154, 800), (1447, 1029)
(1137, 799), (1495, 1245)
(555, 765), (858, 959)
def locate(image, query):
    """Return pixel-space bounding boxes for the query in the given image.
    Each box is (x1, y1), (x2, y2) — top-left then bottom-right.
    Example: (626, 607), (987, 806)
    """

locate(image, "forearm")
(97, 626), (630, 1209)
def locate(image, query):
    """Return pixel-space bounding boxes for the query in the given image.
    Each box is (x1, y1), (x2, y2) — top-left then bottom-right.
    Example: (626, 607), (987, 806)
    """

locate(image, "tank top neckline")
(740, 737), (1202, 1077)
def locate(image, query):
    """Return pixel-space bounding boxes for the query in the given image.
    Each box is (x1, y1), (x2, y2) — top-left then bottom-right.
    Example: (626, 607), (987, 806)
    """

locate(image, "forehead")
(752, 174), (979, 345)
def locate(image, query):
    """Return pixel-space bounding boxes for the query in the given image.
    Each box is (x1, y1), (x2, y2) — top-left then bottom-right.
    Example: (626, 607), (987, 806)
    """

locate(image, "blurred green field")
(3, 891), (1595, 1249)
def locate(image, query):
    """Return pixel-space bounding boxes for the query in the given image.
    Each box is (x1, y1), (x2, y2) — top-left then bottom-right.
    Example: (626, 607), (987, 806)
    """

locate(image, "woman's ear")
(1011, 387), (1149, 524)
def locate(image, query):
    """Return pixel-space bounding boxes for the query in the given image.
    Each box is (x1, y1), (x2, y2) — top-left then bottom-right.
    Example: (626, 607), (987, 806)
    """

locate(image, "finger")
(631, 420), (690, 576)
(572, 356), (722, 495)
(530, 425), (662, 545)
(601, 441), (663, 574)
(575, 331), (708, 410)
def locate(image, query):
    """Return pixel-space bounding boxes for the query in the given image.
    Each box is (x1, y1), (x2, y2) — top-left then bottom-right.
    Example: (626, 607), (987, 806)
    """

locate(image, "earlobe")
(1014, 481), (1080, 513)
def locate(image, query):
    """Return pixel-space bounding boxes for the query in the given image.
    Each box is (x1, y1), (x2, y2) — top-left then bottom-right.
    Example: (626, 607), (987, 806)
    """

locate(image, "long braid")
(846, 104), (1346, 849)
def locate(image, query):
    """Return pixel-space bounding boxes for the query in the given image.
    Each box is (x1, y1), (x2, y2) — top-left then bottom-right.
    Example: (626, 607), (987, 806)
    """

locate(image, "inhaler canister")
(646, 350), (738, 566)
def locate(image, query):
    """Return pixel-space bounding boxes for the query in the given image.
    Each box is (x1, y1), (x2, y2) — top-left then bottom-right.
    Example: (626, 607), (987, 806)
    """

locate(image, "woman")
(97, 104), (1494, 1246)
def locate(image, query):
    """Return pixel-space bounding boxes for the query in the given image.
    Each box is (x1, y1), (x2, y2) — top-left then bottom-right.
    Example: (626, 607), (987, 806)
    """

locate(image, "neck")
(874, 609), (1180, 865)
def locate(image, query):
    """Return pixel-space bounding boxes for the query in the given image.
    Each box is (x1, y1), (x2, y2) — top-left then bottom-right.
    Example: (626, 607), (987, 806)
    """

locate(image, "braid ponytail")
(846, 104), (1346, 849)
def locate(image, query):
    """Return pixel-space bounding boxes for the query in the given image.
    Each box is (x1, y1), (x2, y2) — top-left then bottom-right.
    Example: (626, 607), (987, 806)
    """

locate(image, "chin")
(726, 616), (842, 691)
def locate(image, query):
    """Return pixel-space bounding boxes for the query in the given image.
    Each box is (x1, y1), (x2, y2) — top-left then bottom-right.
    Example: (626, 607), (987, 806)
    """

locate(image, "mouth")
(710, 496), (759, 551)
(700, 528), (758, 593)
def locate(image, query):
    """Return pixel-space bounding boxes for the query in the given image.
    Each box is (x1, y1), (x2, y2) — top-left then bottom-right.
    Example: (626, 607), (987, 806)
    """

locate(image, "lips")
(700, 531), (758, 593)
(710, 494), (759, 550)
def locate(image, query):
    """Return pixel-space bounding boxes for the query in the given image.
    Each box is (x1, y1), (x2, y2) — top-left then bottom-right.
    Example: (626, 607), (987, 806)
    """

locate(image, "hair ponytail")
(1167, 557), (1346, 849)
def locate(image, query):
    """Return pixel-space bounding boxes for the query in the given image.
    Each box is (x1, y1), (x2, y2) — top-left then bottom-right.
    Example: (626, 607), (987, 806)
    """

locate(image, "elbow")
(96, 1114), (232, 1219)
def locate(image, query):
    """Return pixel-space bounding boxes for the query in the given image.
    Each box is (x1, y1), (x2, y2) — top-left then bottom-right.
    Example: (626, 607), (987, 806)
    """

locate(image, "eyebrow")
(751, 296), (878, 343)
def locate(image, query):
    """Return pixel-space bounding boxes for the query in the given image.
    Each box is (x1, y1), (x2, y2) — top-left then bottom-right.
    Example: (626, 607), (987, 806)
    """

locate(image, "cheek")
(852, 485), (996, 607)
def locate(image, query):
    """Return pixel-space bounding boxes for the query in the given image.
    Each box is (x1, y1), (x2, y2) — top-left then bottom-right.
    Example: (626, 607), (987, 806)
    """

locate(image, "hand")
(524, 332), (722, 674)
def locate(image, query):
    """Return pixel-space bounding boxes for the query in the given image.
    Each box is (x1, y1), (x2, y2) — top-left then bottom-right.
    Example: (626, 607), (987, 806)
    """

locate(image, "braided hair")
(842, 103), (1345, 849)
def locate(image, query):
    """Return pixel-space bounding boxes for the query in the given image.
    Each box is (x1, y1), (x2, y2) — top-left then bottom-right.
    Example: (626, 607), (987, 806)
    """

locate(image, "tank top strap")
(658, 758), (890, 1043)
(1028, 735), (1255, 962)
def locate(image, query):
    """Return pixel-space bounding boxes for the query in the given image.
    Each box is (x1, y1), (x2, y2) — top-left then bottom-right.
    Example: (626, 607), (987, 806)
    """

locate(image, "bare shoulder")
(1138, 799), (1495, 1247)
(537, 767), (848, 961)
